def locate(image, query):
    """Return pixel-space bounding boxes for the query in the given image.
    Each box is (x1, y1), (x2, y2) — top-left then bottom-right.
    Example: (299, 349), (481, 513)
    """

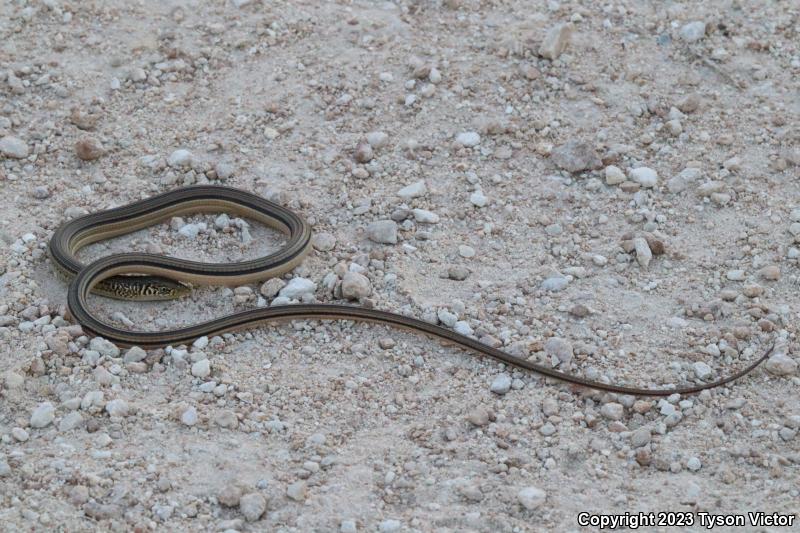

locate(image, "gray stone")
(312, 232), (336, 251)
(89, 337), (120, 358)
(539, 23), (573, 60)
(239, 493), (267, 522)
(765, 353), (798, 376)
(191, 359), (211, 378)
(629, 167), (658, 188)
(341, 272), (372, 300)
(167, 149), (193, 167)
(412, 209), (439, 223)
(456, 131), (480, 147)
(181, 406), (198, 426)
(541, 276), (569, 292)
(630, 427), (651, 448)
(545, 337), (573, 364)
(30, 402), (56, 428)
(0, 136), (29, 159)
(59, 411), (84, 431)
(278, 277), (316, 299)
(680, 21), (706, 42)
(123, 346), (147, 364)
(600, 402), (624, 420)
(490, 374), (512, 395)
(105, 399), (129, 417)
(551, 140), (601, 173)
(367, 220), (398, 244)
(260, 278), (286, 298)
(692, 362), (713, 380)
(379, 519), (402, 532)
(517, 486), (546, 510)
(286, 481), (307, 501)
(397, 180), (427, 200)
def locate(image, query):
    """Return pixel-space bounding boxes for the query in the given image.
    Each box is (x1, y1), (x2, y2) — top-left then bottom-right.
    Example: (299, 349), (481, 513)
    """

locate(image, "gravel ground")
(1, 1), (799, 531)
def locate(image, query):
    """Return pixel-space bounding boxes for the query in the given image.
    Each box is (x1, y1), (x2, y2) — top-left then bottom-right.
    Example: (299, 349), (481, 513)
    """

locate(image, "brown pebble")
(758, 265), (780, 281)
(642, 233), (665, 255)
(75, 137), (105, 161)
(354, 141), (373, 163)
(632, 400), (653, 414)
(69, 108), (98, 130)
(619, 181), (641, 193)
(635, 448), (652, 466)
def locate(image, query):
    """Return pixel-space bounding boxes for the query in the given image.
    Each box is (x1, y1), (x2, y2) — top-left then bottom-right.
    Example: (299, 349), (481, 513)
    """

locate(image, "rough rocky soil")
(1, 1), (799, 532)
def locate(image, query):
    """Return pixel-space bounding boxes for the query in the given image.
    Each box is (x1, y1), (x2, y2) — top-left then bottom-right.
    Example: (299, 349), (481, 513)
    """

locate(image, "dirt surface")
(1, 1), (799, 532)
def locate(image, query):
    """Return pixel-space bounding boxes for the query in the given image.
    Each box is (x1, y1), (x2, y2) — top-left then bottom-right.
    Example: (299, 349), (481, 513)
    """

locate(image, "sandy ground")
(1, 1), (799, 532)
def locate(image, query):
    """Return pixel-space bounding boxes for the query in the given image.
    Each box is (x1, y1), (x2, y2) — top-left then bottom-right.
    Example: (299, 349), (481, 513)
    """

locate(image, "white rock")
(379, 520), (401, 532)
(490, 374), (512, 394)
(693, 362), (713, 380)
(181, 406), (198, 426)
(541, 276), (568, 291)
(458, 245), (476, 258)
(123, 346), (147, 363)
(517, 486), (546, 510)
(726, 270), (746, 281)
(470, 190), (488, 207)
(545, 337), (573, 364)
(600, 402), (624, 420)
(59, 411), (84, 432)
(412, 209), (439, 223)
(260, 278), (286, 298)
(286, 481), (307, 501)
(312, 232), (336, 251)
(89, 337), (120, 357)
(278, 278), (316, 298)
(341, 272), (372, 300)
(167, 149), (194, 167)
(105, 399), (129, 417)
(680, 21), (706, 42)
(191, 359), (211, 378)
(765, 353), (798, 376)
(604, 165), (625, 185)
(366, 131), (389, 148)
(437, 309), (457, 327)
(453, 321), (473, 336)
(239, 492), (267, 522)
(667, 316), (688, 328)
(81, 390), (104, 410)
(633, 237), (652, 268)
(687, 457), (702, 471)
(456, 131), (480, 147)
(629, 167), (658, 188)
(630, 427), (651, 448)
(30, 402), (55, 428)
(0, 136), (29, 159)
(367, 220), (398, 244)
(178, 223), (201, 239)
(539, 23), (573, 60)
(397, 180), (427, 200)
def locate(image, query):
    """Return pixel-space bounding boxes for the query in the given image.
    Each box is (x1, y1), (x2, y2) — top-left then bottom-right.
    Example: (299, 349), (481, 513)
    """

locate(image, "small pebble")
(456, 131), (480, 147)
(75, 137), (105, 161)
(629, 167), (658, 188)
(367, 220), (398, 244)
(539, 23), (573, 60)
(0, 136), (29, 159)
(517, 486), (546, 510)
(239, 493), (267, 522)
(490, 374), (512, 395)
(278, 278), (316, 298)
(30, 402), (55, 428)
